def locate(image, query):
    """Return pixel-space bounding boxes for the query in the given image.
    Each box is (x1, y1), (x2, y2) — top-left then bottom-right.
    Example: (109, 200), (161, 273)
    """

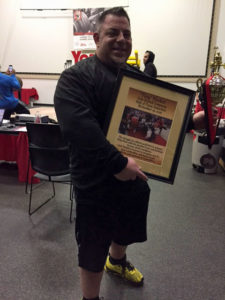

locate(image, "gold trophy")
(208, 49), (225, 105)
(196, 47), (225, 147)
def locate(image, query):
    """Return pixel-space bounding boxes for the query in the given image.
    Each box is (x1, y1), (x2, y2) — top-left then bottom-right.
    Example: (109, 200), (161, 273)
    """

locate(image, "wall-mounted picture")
(104, 69), (195, 184)
(73, 7), (107, 50)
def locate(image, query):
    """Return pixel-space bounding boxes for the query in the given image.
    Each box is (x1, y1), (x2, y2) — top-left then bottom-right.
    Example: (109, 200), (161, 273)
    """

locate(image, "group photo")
(119, 106), (172, 146)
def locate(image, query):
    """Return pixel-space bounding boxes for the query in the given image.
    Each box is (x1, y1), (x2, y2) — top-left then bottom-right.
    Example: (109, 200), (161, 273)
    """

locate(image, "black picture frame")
(104, 68), (195, 184)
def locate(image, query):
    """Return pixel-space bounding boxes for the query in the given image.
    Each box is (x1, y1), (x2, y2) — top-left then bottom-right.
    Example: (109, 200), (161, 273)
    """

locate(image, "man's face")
(143, 52), (149, 65)
(94, 14), (132, 68)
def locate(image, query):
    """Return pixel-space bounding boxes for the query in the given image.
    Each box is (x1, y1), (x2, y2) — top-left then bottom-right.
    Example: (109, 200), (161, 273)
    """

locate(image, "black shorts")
(75, 178), (150, 272)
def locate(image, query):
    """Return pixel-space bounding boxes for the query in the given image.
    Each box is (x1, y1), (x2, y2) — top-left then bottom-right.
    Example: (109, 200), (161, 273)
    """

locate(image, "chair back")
(26, 123), (70, 176)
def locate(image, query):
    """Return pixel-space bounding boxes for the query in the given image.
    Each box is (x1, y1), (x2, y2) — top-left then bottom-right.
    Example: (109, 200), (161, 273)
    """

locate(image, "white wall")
(175, 0), (225, 91)
(22, 78), (57, 104)
(2, 0), (213, 75)
(1, 0), (225, 104)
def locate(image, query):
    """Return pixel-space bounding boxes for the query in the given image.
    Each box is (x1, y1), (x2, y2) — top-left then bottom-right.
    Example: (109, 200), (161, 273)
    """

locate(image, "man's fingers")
(137, 169), (148, 181)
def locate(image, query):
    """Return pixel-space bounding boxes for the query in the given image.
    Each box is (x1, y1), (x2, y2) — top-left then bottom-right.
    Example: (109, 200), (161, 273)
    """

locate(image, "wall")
(1, 0), (214, 75)
(1, 0), (225, 104)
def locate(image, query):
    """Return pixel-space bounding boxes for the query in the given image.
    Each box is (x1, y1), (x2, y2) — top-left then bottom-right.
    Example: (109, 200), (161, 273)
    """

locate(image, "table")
(30, 106), (57, 121)
(0, 126), (38, 184)
(13, 88), (39, 105)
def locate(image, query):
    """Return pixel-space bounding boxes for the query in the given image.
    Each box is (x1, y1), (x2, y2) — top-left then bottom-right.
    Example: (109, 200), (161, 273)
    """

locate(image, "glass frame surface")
(104, 69), (195, 184)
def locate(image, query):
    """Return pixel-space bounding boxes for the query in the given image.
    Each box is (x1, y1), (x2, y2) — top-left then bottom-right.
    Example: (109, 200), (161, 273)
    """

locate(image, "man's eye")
(108, 31), (117, 37)
(107, 30), (131, 39)
(123, 32), (131, 39)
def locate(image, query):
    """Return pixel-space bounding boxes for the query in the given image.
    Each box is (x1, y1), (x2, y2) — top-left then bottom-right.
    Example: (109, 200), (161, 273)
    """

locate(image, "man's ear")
(93, 32), (100, 47)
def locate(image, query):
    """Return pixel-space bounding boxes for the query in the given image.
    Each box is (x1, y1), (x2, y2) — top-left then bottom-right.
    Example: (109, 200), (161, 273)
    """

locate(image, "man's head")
(143, 51), (155, 65)
(93, 7), (132, 68)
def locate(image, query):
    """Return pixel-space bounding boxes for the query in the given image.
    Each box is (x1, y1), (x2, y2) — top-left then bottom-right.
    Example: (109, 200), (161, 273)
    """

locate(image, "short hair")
(96, 7), (130, 32)
(145, 51), (155, 63)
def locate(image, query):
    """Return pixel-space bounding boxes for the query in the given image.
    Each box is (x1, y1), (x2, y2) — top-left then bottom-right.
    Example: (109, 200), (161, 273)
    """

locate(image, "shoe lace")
(124, 260), (135, 271)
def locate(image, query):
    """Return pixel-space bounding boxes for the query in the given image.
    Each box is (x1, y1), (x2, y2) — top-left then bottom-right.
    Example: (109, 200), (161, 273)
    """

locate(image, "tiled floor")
(0, 133), (225, 300)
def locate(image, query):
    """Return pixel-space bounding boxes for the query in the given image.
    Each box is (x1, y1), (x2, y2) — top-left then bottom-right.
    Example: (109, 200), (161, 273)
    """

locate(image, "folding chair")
(26, 122), (74, 222)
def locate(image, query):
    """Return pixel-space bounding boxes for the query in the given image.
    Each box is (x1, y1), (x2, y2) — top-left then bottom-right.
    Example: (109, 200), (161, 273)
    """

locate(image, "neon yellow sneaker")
(104, 255), (144, 286)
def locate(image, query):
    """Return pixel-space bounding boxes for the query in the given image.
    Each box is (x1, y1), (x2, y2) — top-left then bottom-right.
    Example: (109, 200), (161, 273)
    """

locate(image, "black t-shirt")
(54, 56), (132, 190)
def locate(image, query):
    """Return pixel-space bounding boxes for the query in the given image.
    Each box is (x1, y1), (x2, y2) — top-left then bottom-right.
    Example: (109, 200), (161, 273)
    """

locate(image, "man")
(54, 7), (150, 300)
(54, 7), (213, 300)
(143, 50), (157, 78)
(0, 68), (30, 119)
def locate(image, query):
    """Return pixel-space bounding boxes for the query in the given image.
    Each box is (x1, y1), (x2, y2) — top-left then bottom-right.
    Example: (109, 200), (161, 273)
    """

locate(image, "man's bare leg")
(109, 241), (127, 259)
(80, 268), (104, 299)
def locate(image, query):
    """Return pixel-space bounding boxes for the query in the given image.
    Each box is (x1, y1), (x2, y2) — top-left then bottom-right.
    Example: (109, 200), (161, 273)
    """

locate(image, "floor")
(0, 133), (225, 300)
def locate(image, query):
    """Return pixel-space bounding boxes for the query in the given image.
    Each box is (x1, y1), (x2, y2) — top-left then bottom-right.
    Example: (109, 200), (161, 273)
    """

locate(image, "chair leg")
(25, 159), (31, 194)
(28, 180), (55, 216)
(52, 181), (55, 197)
(28, 178), (34, 214)
(69, 183), (74, 223)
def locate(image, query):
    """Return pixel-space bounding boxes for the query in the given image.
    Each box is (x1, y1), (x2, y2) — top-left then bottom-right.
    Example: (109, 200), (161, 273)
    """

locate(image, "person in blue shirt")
(0, 68), (30, 119)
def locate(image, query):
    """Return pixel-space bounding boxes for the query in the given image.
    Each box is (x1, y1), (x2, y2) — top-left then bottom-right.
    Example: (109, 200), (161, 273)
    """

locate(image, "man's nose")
(116, 31), (125, 42)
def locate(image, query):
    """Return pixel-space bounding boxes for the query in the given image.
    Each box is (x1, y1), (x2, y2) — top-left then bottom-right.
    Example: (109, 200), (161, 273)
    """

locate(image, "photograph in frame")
(104, 69), (195, 184)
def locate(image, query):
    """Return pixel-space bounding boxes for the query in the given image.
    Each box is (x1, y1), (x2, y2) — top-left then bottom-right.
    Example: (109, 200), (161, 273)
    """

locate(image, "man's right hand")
(114, 157), (148, 182)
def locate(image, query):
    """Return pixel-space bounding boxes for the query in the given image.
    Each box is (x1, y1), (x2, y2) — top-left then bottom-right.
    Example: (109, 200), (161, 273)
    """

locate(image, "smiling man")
(54, 7), (150, 300)
(93, 12), (132, 67)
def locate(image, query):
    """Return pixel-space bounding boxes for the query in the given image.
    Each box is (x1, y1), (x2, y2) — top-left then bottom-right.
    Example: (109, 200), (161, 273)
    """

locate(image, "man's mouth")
(112, 48), (126, 55)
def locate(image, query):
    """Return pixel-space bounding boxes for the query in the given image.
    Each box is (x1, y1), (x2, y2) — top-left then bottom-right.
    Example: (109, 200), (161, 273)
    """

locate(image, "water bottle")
(35, 111), (41, 123)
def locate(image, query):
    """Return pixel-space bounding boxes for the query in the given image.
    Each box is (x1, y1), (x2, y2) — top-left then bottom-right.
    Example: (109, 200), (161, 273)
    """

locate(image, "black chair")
(26, 123), (74, 222)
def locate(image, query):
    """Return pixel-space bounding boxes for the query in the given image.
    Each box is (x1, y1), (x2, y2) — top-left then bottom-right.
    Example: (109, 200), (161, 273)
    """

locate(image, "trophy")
(197, 47), (225, 147)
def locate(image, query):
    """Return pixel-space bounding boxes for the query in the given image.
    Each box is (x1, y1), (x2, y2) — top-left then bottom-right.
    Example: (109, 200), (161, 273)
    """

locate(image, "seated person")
(0, 67), (30, 119)
(143, 50), (157, 78)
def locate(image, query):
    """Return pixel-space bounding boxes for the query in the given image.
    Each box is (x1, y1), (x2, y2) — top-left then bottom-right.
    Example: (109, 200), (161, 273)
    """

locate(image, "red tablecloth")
(0, 133), (39, 183)
(14, 88), (39, 105)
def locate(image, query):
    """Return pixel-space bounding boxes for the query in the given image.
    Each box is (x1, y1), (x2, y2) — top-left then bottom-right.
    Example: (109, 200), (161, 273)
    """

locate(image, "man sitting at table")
(0, 67), (30, 120)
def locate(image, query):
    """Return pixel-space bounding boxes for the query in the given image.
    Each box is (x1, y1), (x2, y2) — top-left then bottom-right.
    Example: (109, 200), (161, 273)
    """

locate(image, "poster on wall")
(73, 8), (107, 50)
